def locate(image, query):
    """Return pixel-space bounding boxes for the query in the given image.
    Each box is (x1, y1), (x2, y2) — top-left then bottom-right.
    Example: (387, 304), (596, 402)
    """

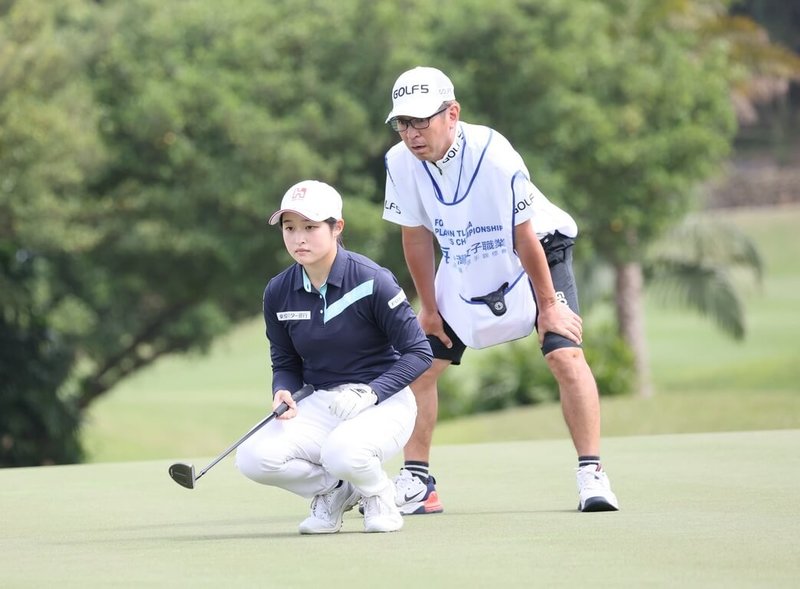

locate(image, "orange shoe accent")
(421, 490), (443, 513)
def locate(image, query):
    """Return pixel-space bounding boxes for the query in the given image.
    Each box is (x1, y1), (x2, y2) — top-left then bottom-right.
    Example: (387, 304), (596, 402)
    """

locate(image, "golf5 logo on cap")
(393, 84), (429, 99)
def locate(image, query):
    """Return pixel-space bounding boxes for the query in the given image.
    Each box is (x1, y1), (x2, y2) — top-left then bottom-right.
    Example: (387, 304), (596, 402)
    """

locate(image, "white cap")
(268, 180), (343, 225)
(385, 66), (456, 123)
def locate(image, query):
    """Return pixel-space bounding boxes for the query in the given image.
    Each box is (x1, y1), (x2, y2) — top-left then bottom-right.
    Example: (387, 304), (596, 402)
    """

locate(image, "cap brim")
(268, 208), (326, 225)
(385, 101), (444, 124)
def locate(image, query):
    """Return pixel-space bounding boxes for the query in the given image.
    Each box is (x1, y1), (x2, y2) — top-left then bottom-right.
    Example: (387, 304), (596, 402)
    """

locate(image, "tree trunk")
(614, 261), (653, 398)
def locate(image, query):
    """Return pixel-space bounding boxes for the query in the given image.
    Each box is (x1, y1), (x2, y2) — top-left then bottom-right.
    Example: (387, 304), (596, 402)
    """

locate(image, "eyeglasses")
(389, 105), (449, 132)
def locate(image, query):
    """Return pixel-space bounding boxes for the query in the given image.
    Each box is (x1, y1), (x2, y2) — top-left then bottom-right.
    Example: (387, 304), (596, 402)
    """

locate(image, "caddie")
(382, 66), (619, 514)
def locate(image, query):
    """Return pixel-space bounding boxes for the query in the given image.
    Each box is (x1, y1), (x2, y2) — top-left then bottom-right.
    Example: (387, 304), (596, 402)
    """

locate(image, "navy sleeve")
(263, 280), (304, 395)
(366, 267), (433, 402)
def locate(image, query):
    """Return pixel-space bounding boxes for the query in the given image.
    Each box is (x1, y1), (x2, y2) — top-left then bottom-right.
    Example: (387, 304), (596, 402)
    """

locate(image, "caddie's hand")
(329, 385), (378, 420)
(273, 389), (297, 420)
(537, 302), (582, 346)
(418, 307), (452, 349)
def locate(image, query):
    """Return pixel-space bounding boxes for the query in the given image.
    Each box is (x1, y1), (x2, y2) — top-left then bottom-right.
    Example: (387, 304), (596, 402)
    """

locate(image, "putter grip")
(274, 384), (314, 417)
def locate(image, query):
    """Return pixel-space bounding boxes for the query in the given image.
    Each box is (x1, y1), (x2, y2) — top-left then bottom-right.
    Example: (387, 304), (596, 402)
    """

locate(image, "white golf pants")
(236, 386), (416, 498)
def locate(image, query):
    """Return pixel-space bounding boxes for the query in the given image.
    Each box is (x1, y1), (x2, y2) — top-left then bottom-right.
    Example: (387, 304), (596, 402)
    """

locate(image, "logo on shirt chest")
(277, 311), (311, 321)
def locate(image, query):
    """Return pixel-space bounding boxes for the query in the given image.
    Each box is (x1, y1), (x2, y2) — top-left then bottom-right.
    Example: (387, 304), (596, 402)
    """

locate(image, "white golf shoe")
(298, 481), (360, 534)
(362, 482), (404, 533)
(576, 464), (619, 512)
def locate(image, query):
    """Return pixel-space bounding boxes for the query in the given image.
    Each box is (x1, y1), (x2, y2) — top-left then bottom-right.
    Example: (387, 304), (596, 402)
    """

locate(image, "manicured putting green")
(2, 430), (798, 588)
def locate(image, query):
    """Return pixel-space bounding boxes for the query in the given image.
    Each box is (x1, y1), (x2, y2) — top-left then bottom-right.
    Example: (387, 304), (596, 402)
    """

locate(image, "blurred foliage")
(438, 320), (634, 419)
(0, 0), (795, 464)
(0, 246), (82, 465)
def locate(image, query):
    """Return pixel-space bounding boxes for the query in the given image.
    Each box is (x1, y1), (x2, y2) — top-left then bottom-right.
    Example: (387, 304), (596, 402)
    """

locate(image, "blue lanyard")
(422, 128), (493, 205)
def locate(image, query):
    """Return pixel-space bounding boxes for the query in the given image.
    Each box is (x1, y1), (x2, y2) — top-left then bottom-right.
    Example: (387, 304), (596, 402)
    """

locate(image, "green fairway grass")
(81, 205), (800, 462)
(2, 430), (798, 588)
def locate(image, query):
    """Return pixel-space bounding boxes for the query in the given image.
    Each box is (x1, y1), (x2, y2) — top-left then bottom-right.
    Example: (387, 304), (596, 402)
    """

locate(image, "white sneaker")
(393, 468), (443, 515)
(298, 481), (360, 534)
(576, 464), (619, 512)
(363, 482), (403, 533)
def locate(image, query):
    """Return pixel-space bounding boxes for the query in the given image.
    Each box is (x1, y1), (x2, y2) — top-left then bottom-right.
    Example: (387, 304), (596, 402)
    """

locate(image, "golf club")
(168, 383), (314, 489)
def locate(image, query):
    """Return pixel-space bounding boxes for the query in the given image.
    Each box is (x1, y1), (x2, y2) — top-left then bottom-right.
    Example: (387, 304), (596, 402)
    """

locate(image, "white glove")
(329, 385), (378, 420)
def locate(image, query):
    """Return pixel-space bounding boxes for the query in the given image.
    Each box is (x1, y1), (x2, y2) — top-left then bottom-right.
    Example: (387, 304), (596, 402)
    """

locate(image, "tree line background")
(2, 0), (799, 466)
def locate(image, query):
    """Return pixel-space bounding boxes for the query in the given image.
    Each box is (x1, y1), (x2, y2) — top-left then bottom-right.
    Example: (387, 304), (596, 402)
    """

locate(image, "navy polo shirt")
(263, 247), (432, 403)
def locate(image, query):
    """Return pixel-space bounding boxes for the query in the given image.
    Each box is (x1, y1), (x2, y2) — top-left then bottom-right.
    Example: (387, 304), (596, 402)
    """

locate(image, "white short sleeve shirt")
(383, 122), (577, 348)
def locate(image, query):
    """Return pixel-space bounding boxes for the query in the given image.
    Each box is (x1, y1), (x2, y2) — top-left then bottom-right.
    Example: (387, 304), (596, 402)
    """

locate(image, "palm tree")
(576, 214), (763, 399)
(645, 215), (763, 341)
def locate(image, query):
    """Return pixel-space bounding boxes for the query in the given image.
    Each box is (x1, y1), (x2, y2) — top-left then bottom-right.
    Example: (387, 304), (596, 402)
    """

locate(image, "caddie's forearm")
(515, 224), (558, 308)
(410, 271), (438, 311)
(402, 227), (438, 310)
(525, 248), (557, 306)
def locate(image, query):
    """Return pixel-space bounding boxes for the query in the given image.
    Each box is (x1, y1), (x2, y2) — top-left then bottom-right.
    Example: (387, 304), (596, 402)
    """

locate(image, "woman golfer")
(236, 180), (432, 534)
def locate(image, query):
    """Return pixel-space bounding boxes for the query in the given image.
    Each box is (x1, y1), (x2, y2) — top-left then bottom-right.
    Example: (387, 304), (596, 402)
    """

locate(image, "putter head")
(169, 462), (196, 489)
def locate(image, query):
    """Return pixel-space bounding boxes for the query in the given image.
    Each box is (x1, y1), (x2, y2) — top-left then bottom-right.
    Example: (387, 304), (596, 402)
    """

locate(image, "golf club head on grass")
(167, 384), (315, 490)
(168, 462), (196, 489)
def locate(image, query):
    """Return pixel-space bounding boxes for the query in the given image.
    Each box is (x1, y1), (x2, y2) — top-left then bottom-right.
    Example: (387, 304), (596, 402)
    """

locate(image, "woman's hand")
(272, 389), (297, 420)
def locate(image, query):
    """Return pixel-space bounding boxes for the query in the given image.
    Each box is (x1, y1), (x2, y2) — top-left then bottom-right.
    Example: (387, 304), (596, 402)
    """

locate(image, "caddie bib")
(419, 125), (537, 349)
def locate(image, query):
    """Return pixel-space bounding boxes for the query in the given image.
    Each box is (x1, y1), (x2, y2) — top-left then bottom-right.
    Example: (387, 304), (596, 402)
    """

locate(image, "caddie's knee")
(544, 346), (587, 384)
(409, 358), (450, 398)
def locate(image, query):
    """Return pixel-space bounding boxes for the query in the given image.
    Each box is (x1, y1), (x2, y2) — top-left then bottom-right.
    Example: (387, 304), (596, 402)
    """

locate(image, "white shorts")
(235, 386), (416, 498)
